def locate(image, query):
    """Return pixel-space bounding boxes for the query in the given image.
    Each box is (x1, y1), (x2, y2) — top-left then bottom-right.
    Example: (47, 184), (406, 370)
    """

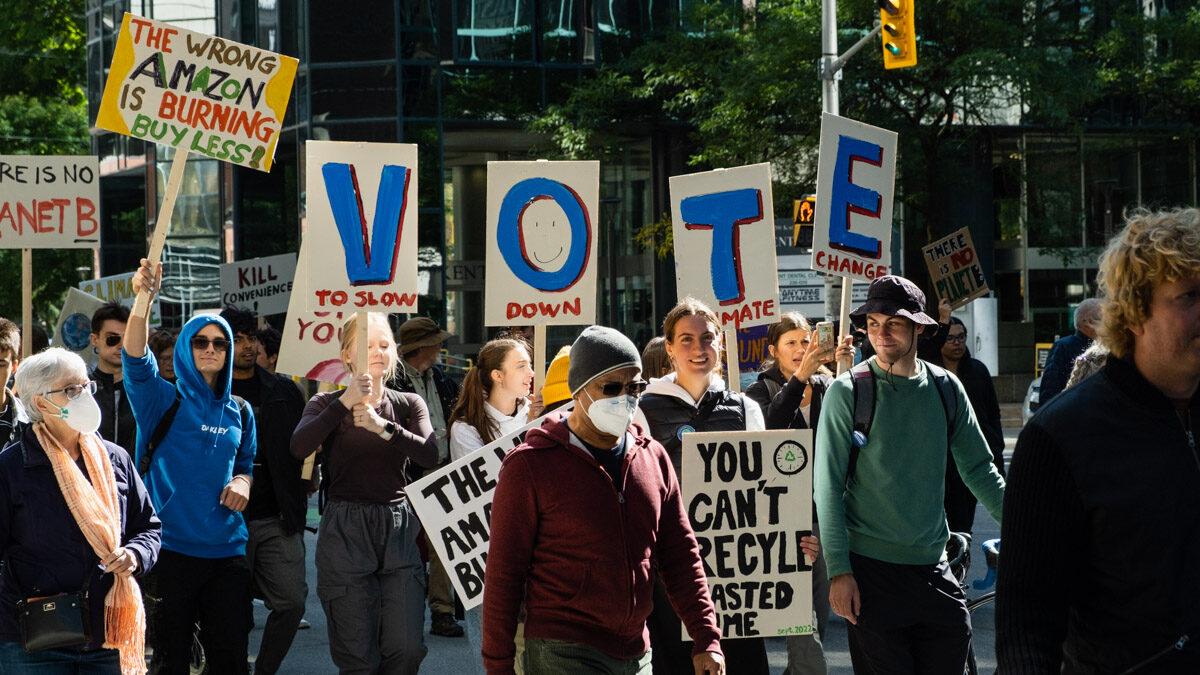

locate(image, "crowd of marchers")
(0, 206), (1196, 675)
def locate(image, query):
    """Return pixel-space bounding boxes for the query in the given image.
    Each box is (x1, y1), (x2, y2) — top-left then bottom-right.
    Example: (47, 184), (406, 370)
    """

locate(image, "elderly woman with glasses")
(0, 348), (161, 674)
(930, 315), (1005, 533)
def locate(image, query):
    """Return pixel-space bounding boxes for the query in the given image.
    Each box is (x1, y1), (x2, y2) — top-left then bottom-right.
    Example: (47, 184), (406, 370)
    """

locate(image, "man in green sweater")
(814, 275), (1005, 674)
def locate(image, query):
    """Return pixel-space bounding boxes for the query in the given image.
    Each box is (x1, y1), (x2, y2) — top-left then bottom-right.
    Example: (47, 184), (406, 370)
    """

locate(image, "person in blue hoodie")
(125, 259), (258, 675)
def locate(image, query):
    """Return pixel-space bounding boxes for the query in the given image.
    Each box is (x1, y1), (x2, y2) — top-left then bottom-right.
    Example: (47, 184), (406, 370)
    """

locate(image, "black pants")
(845, 552), (970, 675)
(146, 549), (253, 675)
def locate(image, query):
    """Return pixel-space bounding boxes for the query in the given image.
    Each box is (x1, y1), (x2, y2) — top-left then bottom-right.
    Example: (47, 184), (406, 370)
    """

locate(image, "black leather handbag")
(7, 561), (92, 653)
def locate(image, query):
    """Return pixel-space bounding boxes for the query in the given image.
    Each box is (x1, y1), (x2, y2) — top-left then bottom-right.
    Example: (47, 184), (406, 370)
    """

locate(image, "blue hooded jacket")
(122, 315), (257, 558)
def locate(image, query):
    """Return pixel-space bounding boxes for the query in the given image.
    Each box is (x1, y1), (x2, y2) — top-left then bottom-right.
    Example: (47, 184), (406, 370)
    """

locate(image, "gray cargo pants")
(316, 499), (428, 675)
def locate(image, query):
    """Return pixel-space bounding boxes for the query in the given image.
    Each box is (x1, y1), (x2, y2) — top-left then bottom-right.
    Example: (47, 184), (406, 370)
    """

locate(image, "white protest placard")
(669, 163), (780, 331)
(220, 252), (296, 316)
(303, 141), (419, 312)
(0, 156), (101, 249)
(407, 404), (573, 610)
(682, 429), (814, 640)
(79, 272), (162, 327)
(811, 113), (898, 283)
(276, 254), (350, 385)
(53, 288), (106, 367)
(95, 14), (297, 172)
(484, 161), (599, 326)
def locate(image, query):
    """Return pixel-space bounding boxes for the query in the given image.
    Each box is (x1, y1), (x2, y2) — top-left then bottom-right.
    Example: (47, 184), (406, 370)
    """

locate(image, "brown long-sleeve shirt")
(291, 390), (438, 504)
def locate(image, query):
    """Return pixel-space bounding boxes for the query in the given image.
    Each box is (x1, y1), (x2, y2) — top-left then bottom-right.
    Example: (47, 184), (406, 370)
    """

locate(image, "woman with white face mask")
(0, 348), (161, 674)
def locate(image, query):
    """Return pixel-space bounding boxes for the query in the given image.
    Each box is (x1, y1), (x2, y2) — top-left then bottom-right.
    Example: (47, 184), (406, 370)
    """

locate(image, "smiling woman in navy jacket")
(126, 259), (258, 675)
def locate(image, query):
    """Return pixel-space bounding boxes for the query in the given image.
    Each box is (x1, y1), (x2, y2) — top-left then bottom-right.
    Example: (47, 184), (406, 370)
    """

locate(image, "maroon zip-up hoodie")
(481, 413), (722, 673)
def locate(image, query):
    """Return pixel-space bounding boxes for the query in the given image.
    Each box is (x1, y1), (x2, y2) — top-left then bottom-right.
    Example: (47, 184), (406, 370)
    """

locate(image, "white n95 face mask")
(585, 391), (638, 437)
(50, 392), (103, 435)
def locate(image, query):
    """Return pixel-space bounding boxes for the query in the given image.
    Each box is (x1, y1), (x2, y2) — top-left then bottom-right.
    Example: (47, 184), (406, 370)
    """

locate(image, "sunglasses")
(598, 379), (649, 397)
(191, 336), (230, 352)
(103, 334), (122, 347)
(44, 380), (98, 401)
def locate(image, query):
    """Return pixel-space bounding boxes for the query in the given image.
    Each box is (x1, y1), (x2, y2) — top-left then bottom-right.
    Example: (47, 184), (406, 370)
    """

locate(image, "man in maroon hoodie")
(482, 325), (725, 674)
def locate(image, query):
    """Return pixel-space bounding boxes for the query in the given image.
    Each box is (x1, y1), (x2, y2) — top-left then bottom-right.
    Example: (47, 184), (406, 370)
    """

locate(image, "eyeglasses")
(44, 381), (97, 401)
(599, 379), (649, 397)
(104, 334), (122, 347)
(191, 336), (230, 352)
(945, 334), (968, 344)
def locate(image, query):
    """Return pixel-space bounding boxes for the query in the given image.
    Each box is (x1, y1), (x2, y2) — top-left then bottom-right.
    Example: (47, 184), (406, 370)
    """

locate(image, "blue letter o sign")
(496, 178), (592, 292)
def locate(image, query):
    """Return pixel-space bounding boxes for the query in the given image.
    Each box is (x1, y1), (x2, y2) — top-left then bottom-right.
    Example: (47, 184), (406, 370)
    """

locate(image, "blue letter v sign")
(322, 162), (411, 285)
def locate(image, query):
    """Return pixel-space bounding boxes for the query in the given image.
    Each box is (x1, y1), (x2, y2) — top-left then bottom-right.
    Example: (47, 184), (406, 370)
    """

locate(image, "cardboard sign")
(483, 161), (599, 326)
(670, 164), (780, 331)
(52, 288), (106, 367)
(0, 156), (101, 249)
(407, 404), (574, 610)
(303, 141), (419, 312)
(220, 252), (297, 316)
(811, 114), (898, 283)
(681, 429), (814, 639)
(95, 13), (297, 172)
(79, 272), (162, 327)
(276, 258), (350, 384)
(922, 227), (989, 309)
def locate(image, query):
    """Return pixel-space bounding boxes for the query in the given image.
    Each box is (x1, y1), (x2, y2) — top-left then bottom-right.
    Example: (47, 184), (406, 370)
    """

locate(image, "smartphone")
(816, 321), (835, 352)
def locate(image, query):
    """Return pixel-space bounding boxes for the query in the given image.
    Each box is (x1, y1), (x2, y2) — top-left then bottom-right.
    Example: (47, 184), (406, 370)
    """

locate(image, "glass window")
(1140, 138), (1191, 209)
(309, 0), (394, 62)
(1081, 137), (1137, 248)
(1025, 137), (1081, 248)
(402, 65), (440, 118)
(315, 121), (398, 142)
(540, 0), (579, 62)
(441, 66), (541, 120)
(311, 65), (398, 122)
(455, 0), (533, 61)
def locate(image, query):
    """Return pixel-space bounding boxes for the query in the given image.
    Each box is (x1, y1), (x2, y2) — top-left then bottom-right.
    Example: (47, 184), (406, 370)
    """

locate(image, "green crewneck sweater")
(814, 358), (1005, 578)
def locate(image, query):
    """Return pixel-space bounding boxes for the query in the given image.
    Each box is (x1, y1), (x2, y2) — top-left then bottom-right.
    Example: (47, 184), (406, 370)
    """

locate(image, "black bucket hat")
(849, 275), (939, 333)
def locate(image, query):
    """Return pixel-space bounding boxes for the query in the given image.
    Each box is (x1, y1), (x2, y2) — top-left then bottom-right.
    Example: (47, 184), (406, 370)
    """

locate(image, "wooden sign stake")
(837, 277), (853, 375)
(533, 324), (547, 396)
(356, 311), (369, 376)
(724, 326), (741, 392)
(21, 249), (32, 358)
(132, 148), (190, 319)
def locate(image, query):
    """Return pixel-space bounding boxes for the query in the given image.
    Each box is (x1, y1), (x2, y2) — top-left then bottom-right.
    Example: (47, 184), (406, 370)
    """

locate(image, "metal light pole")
(601, 196), (621, 328)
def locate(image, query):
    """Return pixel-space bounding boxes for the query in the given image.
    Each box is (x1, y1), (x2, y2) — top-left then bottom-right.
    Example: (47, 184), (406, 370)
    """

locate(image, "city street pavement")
(258, 427), (1018, 674)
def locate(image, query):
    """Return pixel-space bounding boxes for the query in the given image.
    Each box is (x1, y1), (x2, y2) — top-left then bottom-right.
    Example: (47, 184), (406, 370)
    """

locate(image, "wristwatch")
(379, 420), (398, 441)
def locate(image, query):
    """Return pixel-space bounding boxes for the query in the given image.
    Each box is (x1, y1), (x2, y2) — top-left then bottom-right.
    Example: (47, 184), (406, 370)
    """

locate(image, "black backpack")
(137, 390), (251, 476)
(846, 359), (957, 487)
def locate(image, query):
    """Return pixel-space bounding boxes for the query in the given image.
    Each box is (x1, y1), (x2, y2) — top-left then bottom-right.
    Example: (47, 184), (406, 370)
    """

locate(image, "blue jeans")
(0, 642), (120, 674)
(524, 639), (651, 675)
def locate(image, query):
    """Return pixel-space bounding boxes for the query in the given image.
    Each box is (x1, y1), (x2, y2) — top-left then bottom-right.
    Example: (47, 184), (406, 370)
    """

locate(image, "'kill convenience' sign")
(96, 14), (297, 172)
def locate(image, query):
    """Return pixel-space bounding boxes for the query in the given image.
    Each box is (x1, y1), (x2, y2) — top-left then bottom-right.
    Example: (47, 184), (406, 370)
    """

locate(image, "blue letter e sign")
(829, 135), (884, 259)
(322, 162), (411, 285)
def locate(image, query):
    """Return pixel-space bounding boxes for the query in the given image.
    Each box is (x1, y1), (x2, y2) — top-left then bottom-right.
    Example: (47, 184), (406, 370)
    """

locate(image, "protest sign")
(95, 14), (297, 172)
(0, 156), (101, 249)
(483, 161), (599, 327)
(276, 263), (350, 385)
(407, 404), (573, 611)
(811, 114), (898, 283)
(922, 227), (989, 309)
(52, 288), (106, 367)
(681, 429), (814, 639)
(220, 252), (296, 316)
(669, 163), (780, 332)
(79, 272), (162, 327)
(303, 141), (419, 312)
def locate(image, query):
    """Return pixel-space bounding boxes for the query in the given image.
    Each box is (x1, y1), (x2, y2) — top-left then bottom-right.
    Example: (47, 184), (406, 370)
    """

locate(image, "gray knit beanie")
(568, 325), (643, 395)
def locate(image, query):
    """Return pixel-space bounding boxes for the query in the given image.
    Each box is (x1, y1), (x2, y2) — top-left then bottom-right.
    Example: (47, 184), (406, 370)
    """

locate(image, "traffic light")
(793, 195), (816, 248)
(879, 0), (917, 70)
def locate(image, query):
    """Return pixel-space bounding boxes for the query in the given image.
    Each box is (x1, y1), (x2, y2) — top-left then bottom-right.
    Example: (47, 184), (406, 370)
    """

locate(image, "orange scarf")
(34, 423), (147, 675)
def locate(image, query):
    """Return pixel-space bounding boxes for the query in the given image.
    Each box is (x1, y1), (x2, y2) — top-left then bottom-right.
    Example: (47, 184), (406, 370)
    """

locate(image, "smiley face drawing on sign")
(497, 177), (592, 292)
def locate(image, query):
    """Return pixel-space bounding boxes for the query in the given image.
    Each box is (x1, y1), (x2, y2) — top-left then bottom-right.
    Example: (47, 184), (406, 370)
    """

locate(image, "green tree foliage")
(0, 0), (91, 334)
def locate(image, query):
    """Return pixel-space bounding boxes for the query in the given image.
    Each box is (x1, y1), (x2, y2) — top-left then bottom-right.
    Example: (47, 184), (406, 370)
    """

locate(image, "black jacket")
(996, 356), (1200, 673)
(243, 366), (309, 534)
(744, 366), (832, 431)
(638, 387), (748, 478)
(1039, 330), (1092, 405)
(391, 363), (460, 430)
(91, 367), (137, 455)
(0, 427), (161, 649)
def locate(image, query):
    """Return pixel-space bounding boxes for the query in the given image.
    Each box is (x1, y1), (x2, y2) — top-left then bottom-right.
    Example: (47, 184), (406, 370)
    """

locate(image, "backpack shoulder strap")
(921, 360), (958, 448)
(139, 388), (183, 476)
(232, 395), (250, 455)
(847, 361), (875, 487)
